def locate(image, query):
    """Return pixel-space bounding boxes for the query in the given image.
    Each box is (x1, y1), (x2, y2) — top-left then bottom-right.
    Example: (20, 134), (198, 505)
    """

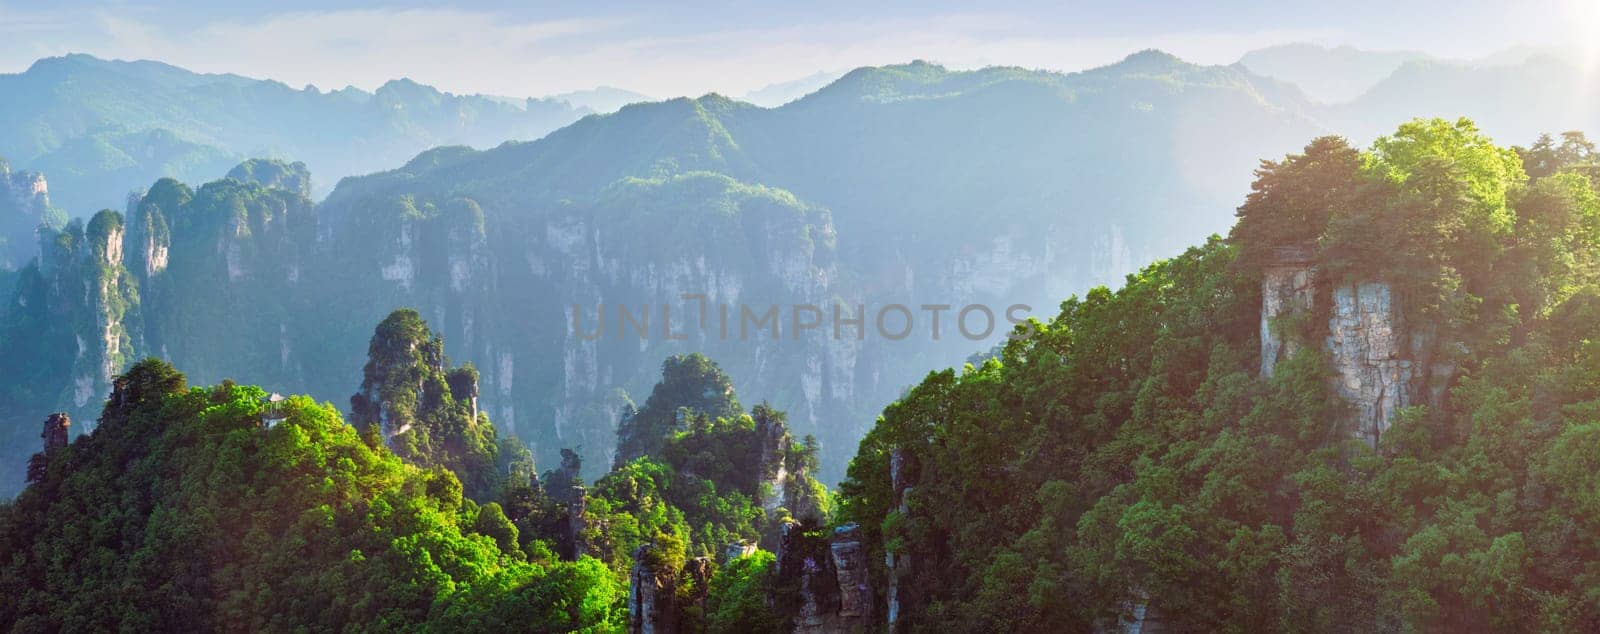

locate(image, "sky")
(1, 1), (1596, 99)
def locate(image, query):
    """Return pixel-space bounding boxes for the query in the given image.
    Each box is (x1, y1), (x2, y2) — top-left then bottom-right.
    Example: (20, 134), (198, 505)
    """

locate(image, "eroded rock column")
(1325, 282), (1412, 448)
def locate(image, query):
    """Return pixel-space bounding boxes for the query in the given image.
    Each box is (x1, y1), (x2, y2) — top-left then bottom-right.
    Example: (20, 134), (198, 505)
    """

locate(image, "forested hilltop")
(0, 311), (847, 632)
(836, 119), (1600, 631)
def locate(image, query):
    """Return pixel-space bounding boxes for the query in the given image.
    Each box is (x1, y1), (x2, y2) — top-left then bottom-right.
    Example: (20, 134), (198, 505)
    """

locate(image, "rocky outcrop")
(25, 413), (70, 483)
(227, 159), (312, 198)
(757, 407), (792, 515)
(563, 484), (589, 560)
(40, 413), (69, 451)
(777, 520), (874, 634)
(725, 540), (758, 562)
(348, 309), (502, 499)
(125, 188), (173, 281)
(1325, 282), (1413, 446)
(1259, 245), (1316, 377)
(829, 524), (872, 624)
(628, 545), (673, 634)
(1257, 246), (1456, 447)
(0, 157), (50, 269)
(626, 546), (713, 634)
(27, 211), (140, 418)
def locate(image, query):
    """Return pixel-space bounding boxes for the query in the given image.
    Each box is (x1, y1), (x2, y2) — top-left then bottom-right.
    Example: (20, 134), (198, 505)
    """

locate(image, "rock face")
(628, 545), (673, 634)
(777, 520), (874, 634)
(1257, 247), (1455, 447)
(26, 413), (70, 483)
(1258, 245), (1316, 378)
(829, 524), (872, 624)
(1325, 282), (1414, 446)
(0, 157), (50, 269)
(626, 546), (713, 634)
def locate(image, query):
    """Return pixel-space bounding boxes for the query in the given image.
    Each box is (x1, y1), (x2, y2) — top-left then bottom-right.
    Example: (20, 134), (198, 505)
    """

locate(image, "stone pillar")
(27, 413), (71, 483)
(1326, 282), (1412, 448)
(42, 413), (70, 450)
(831, 524), (872, 623)
(566, 484), (588, 559)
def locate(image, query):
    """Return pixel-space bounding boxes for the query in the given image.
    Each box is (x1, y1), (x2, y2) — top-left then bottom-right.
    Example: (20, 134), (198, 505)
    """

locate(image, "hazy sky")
(1, 1), (1595, 98)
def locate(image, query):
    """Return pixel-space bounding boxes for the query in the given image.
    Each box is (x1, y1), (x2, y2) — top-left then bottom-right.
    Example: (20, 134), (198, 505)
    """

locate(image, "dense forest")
(838, 120), (1600, 631)
(0, 310), (841, 632)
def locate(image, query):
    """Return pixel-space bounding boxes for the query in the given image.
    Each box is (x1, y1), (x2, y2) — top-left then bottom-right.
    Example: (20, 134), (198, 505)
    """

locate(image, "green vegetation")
(0, 331), (822, 631)
(351, 309), (502, 501)
(227, 158), (312, 198)
(593, 355), (825, 556)
(839, 119), (1600, 631)
(0, 359), (623, 632)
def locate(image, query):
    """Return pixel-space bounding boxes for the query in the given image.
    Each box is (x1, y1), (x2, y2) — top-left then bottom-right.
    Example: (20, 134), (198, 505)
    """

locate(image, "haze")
(3, 0), (1597, 99)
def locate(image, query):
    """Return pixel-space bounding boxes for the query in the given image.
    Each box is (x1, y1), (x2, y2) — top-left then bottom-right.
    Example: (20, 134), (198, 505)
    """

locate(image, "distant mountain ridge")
(1238, 43), (1433, 103)
(0, 54), (592, 214)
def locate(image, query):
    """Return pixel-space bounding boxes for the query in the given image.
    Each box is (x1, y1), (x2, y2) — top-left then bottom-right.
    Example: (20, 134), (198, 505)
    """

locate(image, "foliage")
(614, 354), (742, 468)
(351, 309), (502, 501)
(840, 121), (1600, 632)
(0, 358), (625, 632)
(704, 551), (783, 633)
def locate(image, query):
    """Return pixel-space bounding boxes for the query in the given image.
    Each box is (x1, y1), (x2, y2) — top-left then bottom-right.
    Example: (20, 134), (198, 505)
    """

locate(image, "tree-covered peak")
(614, 353), (743, 468)
(16, 53), (254, 90)
(0, 357), (624, 631)
(351, 308), (503, 501)
(837, 119), (1600, 631)
(1104, 48), (1193, 73)
(373, 77), (453, 109)
(226, 158), (312, 198)
(796, 59), (1050, 105)
(399, 144), (478, 173)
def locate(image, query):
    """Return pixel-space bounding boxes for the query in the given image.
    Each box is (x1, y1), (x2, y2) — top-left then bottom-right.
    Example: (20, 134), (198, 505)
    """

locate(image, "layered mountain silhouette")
(1, 45), (1596, 495)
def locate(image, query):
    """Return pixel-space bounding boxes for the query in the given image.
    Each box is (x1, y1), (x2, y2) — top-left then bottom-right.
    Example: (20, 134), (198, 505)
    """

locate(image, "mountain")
(546, 86), (655, 114)
(0, 54), (590, 215)
(833, 119), (1600, 631)
(0, 157), (56, 269)
(0, 51), (1325, 496)
(1329, 53), (1600, 145)
(1238, 44), (1600, 148)
(740, 70), (847, 107)
(1238, 43), (1431, 103)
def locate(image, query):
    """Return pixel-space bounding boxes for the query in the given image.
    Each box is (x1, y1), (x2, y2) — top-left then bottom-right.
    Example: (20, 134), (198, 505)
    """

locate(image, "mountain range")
(1, 44), (1598, 496)
(0, 54), (593, 217)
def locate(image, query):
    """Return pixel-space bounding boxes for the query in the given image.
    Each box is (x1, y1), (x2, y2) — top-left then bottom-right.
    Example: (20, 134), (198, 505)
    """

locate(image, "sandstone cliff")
(1258, 248), (1456, 447)
(0, 157), (51, 269)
